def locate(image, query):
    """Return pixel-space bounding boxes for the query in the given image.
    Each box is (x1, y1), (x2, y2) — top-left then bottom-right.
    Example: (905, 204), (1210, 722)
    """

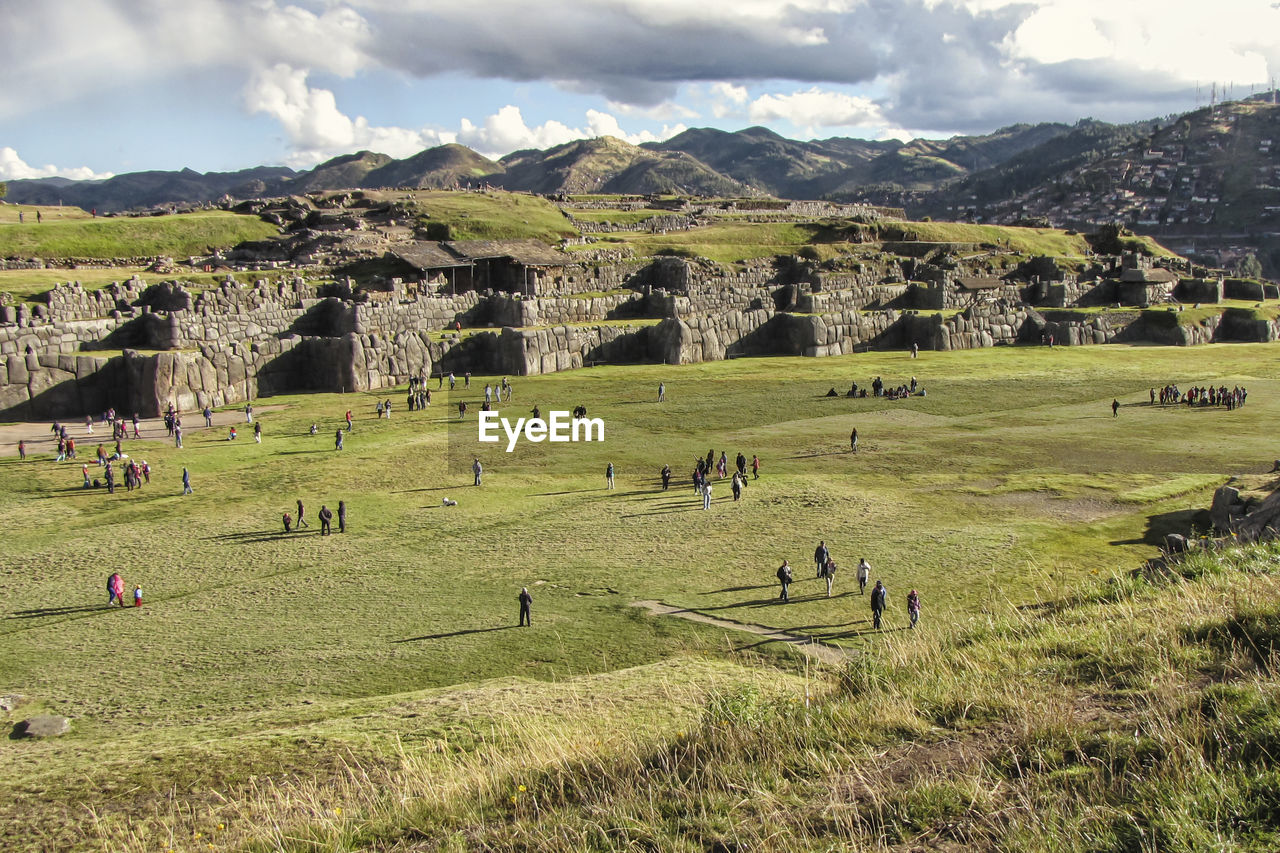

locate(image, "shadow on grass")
(788, 449), (854, 459)
(1109, 507), (1212, 547)
(8, 604), (119, 619)
(533, 488), (606, 496)
(393, 626), (516, 642)
(201, 529), (317, 543)
(394, 485), (469, 494)
(699, 583), (775, 595)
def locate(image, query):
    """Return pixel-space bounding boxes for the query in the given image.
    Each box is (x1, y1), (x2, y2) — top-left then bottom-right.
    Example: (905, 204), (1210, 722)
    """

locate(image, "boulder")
(1210, 486), (1244, 534)
(14, 714), (71, 738)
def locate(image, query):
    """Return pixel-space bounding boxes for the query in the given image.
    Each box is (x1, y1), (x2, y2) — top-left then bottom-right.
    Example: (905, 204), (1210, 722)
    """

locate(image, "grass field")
(406, 191), (579, 243)
(1, 342), (1278, 849)
(0, 210), (279, 261)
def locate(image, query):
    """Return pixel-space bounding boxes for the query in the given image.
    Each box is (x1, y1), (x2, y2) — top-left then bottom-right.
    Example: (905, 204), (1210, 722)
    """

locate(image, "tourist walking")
(473, 457), (483, 486)
(337, 500), (347, 533)
(245, 402), (253, 423)
(606, 462), (615, 489)
(661, 464), (671, 490)
(518, 587), (533, 627)
(658, 381), (665, 402)
(871, 580), (888, 629)
(777, 560), (793, 602)
(752, 454), (760, 479)
(702, 482), (712, 510)
(254, 421), (262, 443)
(318, 505), (333, 535)
(335, 428), (344, 450)
(296, 499), (309, 528)
(814, 540), (829, 578)
(906, 589), (920, 629)
(107, 572), (125, 607)
(850, 428), (858, 452)
(1112, 399), (1120, 418)
(822, 558), (837, 597)
(857, 558), (870, 594)
(182, 467), (192, 495)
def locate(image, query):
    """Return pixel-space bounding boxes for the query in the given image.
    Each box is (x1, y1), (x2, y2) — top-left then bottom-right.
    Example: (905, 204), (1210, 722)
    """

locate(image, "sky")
(1, 0), (1277, 181)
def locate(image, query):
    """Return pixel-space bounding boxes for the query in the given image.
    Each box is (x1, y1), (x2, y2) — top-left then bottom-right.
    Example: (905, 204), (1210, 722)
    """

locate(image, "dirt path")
(631, 600), (854, 666)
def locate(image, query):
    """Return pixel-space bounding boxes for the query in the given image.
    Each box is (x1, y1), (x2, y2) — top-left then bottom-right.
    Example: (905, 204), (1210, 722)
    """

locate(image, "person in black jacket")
(870, 580), (888, 629)
(518, 587), (533, 627)
(318, 505), (333, 535)
(777, 560), (793, 603)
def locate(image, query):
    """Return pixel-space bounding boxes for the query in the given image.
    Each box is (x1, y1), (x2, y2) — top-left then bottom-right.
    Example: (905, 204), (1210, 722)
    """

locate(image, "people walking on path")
(857, 558), (870, 594)
(518, 587), (533, 627)
(871, 580), (888, 629)
(777, 560), (793, 603)
(907, 589), (920, 629)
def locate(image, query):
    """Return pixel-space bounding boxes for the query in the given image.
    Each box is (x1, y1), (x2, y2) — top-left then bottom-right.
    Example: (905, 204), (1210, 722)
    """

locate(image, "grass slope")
(0, 343), (1277, 848)
(0, 210), (279, 260)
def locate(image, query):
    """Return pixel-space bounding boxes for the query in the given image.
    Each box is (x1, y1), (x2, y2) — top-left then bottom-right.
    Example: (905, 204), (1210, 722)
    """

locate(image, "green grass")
(2, 342), (1280, 848)
(0, 211), (280, 261)
(0, 266), (311, 304)
(409, 191), (579, 242)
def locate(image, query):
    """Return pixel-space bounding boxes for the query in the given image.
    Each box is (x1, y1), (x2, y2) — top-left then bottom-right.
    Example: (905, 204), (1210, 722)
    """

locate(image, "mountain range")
(6, 96), (1280, 272)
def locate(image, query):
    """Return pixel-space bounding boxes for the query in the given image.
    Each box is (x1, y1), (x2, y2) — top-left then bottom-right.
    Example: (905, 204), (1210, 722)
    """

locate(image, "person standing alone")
(518, 587), (533, 627)
(777, 560), (793, 603)
(906, 589), (920, 629)
(606, 462), (615, 490)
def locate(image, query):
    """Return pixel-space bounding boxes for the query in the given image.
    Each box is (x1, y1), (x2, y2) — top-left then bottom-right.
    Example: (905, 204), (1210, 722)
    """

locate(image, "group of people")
(106, 572), (142, 608)
(685, 449), (761, 508)
(826, 376), (924, 400)
(282, 498), (345, 535)
(1152, 383), (1248, 410)
(775, 543), (921, 630)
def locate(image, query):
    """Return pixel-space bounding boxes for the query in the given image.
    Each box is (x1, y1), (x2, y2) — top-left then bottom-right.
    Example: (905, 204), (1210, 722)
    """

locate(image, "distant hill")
(7, 99), (1280, 274)
(496, 136), (751, 196)
(281, 151), (392, 193)
(4, 166), (296, 212)
(364, 144), (504, 189)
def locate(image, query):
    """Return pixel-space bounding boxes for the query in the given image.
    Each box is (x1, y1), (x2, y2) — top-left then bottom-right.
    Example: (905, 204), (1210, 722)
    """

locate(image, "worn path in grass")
(633, 599), (854, 665)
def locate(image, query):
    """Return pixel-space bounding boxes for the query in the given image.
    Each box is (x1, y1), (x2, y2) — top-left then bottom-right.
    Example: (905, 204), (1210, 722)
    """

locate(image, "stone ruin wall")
(4, 256), (1280, 420)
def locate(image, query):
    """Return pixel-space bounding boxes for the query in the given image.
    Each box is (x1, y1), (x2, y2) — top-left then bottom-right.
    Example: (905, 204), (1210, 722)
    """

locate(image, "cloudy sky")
(1, 0), (1277, 181)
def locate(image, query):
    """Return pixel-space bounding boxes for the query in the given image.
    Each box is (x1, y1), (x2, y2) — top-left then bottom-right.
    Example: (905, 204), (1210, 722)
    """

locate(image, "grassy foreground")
(1, 342), (1278, 849)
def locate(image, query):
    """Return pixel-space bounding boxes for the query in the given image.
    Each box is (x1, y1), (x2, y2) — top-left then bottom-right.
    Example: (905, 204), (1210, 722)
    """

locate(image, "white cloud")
(244, 64), (449, 166)
(0, 147), (114, 181)
(747, 88), (890, 132)
(1002, 0), (1274, 84)
(456, 105), (686, 158)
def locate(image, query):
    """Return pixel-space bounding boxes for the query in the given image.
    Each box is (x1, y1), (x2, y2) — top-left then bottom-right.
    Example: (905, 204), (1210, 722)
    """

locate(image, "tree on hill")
(0, 182), (7, 200)
(1235, 253), (1263, 279)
